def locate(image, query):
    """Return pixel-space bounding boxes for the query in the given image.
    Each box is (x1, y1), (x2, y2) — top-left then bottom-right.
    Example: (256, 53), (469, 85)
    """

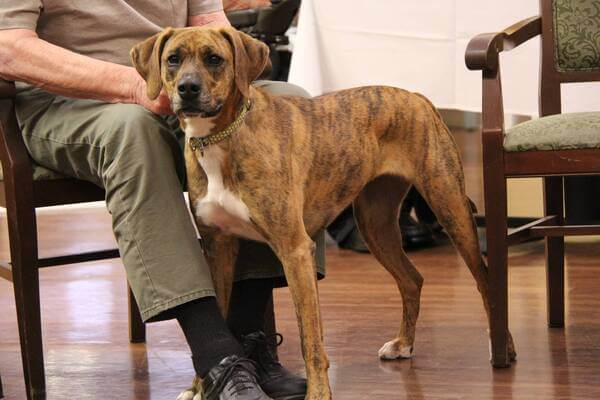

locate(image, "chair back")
(540, 0), (600, 115)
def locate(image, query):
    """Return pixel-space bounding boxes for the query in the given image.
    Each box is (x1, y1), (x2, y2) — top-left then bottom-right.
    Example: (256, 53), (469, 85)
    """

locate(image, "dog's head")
(131, 27), (270, 118)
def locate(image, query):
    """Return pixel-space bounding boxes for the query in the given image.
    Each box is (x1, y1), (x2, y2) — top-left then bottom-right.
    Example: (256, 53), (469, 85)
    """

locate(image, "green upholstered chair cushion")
(554, 0), (600, 72)
(0, 163), (66, 181)
(504, 112), (600, 152)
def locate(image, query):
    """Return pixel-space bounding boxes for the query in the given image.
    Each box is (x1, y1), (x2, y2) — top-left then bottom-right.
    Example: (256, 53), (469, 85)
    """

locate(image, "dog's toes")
(176, 389), (197, 400)
(378, 340), (413, 360)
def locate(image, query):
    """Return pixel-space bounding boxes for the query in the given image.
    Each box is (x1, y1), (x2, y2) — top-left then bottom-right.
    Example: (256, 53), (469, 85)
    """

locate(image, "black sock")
(226, 278), (275, 338)
(174, 297), (243, 378)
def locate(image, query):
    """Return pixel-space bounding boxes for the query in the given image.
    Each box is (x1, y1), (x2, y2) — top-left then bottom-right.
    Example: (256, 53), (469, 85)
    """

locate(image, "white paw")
(378, 340), (413, 360)
(176, 390), (197, 400)
(193, 392), (203, 400)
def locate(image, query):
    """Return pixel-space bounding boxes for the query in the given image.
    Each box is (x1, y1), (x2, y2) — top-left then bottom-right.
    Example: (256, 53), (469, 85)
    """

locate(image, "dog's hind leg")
(411, 133), (516, 364)
(353, 175), (424, 360)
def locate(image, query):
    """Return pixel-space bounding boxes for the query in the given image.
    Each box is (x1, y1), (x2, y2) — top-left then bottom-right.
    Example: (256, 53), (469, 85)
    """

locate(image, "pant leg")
(234, 81), (325, 286)
(15, 88), (214, 322)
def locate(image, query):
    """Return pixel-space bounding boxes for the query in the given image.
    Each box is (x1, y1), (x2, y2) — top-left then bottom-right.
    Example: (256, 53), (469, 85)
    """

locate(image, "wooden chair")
(0, 79), (146, 400)
(465, 0), (600, 368)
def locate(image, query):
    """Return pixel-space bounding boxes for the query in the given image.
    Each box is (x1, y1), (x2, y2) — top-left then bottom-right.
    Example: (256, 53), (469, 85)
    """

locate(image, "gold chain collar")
(188, 99), (252, 156)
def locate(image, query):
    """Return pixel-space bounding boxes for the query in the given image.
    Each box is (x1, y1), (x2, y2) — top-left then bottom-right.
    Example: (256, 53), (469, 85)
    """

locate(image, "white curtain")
(289, 0), (600, 117)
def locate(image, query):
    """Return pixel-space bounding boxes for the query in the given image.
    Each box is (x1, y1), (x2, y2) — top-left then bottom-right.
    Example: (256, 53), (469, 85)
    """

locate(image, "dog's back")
(243, 85), (461, 234)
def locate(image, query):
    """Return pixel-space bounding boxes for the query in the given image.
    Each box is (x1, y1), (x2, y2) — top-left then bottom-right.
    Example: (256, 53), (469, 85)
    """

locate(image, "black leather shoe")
(203, 355), (273, 400)
(242, 331), (307, 400)
(338, 227), (370, 253)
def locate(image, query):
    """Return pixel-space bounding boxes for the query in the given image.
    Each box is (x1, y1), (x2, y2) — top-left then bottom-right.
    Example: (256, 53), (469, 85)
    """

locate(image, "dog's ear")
(130, 28), (175, 100)
(221, 27), (271, 98)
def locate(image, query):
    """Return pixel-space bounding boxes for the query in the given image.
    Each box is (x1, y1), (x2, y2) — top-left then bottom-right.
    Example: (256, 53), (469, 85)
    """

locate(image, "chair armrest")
(465, 16), (541, 71)
(226, 9), (260, 28)
(0, 79), (16, 99)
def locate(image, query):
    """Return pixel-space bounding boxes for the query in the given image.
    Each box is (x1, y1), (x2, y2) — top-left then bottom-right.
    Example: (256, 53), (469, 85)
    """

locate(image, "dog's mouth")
(177, 106), (202, 118)
(175, 103), (223, 119)
(199, 104), (223, 118)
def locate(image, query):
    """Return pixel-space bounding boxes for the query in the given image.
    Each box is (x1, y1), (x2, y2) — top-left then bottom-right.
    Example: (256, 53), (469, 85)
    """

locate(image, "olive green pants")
(15, 81), (324, 322)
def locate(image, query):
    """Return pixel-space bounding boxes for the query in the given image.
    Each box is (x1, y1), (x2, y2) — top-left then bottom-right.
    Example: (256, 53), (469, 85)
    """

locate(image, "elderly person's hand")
(137, 88), (172, 115)
(129, 70), (173, 115)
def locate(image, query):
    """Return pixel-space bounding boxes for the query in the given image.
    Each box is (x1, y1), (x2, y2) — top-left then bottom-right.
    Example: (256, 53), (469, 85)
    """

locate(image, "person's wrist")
(115, 66), (145, 105)
(129, 72), (145, 106)
(188, 11), (231, 28)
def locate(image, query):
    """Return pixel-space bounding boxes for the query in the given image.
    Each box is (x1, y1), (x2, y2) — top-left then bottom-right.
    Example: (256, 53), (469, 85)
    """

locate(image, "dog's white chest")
(185, 118), (263, 241)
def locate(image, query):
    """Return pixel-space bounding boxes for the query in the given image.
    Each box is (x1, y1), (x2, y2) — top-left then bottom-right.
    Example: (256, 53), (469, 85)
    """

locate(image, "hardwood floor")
(1, 130), (600, 399)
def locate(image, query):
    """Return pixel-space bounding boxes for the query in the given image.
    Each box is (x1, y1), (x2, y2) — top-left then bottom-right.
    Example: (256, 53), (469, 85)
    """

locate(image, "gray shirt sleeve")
(189, 0), (224, 16)
(0, 0), (42, 31)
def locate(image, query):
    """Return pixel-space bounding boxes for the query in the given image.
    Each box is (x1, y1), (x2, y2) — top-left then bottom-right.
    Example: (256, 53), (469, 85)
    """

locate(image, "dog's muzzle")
(174, 76), (223, 118)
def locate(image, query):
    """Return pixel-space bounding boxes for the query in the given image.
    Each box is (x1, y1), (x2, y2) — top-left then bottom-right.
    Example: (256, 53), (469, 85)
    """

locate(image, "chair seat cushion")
(504, 112), (600, 152)
(0, 163), (67, 181)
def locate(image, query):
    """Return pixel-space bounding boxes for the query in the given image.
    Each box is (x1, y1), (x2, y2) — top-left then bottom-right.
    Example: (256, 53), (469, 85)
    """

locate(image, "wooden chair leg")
(128, 285), (146, 343)
(483, 152), (510, 367)
(544, 177), (565, 328)
(8, 204), (46, 399)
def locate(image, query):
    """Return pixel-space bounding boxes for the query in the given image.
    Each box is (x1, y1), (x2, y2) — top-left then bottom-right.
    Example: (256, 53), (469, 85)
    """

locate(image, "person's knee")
(105, 104), (166, 142)
(103, 104), (177, 159)
(100, 104), (182, 178)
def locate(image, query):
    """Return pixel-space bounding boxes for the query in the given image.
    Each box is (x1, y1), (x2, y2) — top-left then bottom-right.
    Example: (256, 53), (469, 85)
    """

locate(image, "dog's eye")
(206, 54), (223, 66)
(167, 54), (180, 65)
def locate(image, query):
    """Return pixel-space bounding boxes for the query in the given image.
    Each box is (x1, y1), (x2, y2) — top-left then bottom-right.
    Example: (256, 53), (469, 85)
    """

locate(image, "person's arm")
(0, 29), (171, 114)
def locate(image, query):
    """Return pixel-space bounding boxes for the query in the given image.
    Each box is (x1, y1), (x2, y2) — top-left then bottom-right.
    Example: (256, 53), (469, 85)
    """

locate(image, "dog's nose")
(177, 76), (201, 99)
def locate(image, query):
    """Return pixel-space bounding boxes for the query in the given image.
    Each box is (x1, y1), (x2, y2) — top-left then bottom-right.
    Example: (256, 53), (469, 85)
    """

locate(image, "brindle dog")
(131, 27), (516, 400)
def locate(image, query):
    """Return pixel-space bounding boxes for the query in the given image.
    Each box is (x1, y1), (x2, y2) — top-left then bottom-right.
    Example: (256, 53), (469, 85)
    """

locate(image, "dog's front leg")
(177, 233), (239, 400)
(200, 232), (239, 315)
(273, 232), (332, 400)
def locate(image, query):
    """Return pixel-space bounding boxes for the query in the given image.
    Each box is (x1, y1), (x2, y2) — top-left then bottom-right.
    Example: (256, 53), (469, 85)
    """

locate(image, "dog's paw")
(378, 339), (413, 360)
(176, 389), (201, 400)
